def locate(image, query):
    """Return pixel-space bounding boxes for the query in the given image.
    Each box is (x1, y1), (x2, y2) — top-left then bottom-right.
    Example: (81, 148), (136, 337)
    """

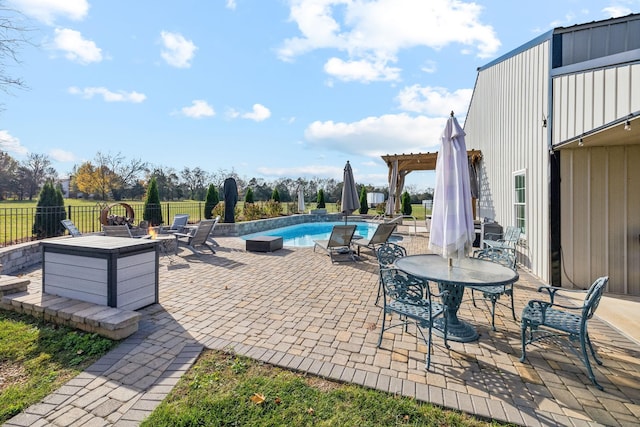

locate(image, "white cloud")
(160, 31), (197, 68)
(396, 85), (472, 116)
(68, 86), (146, 103)
(225, 108), (240, 120)
(179, 100), (215, 118)
(304, 113), (448, 158)
(49, 148), (76, 162)
(324, 57), (401, 82)
(8, 0), (89, 25)
(242, 104), (271, 122)
(602, 6), (632, 18)
(278, 0), (500, 82)
(0, 130), (28, 155)
(51, 28), (103, 64)
(226, 0), (237, 10)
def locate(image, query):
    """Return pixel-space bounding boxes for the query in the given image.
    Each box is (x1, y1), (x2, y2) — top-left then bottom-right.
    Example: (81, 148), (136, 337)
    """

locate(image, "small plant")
(212, 201), (225, 221)
(401, 191), (412, 215)
(32, 181), (66, 239)
(264, 200), (282, 217)
(242, 202), (263, 221)
(271, 188), (280, 202)
(317, 189), (326, 208)
(143, 177), (163, 226)
(376, 202), (386, 215)
(204, 184), (219, 219)
(359, 187), (368, 215)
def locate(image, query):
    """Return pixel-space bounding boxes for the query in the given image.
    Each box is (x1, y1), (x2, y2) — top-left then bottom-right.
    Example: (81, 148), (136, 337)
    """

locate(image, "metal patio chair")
(467, 247), (517, 331)
(375, 242), (407, 306)
(520, 276), (609, 390)
(482, 225), (520, 252)
(378, 268), (449, 370)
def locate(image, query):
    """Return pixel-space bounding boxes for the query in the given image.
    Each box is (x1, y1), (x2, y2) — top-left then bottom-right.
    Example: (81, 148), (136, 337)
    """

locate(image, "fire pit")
(100, 203), (135, 226)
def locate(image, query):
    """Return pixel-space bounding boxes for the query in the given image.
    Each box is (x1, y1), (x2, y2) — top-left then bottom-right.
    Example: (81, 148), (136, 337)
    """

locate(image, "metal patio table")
(395, 254), (519, 342)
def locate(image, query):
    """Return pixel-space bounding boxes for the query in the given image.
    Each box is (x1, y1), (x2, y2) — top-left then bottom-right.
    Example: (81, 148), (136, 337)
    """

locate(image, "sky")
(1, 0), (638, 191)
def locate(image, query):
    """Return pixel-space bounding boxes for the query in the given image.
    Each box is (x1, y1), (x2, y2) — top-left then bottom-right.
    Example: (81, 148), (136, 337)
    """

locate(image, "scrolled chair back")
(583, 276), (608, 320)
(376, 242), (407, 268)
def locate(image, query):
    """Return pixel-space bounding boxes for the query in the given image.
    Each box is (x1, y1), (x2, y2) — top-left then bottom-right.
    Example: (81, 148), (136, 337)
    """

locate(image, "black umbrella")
(341, 160), (360, 224)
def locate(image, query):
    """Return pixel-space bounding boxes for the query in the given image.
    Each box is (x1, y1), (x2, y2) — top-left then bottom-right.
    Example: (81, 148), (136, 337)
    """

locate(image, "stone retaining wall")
(0, 214), (362, 274)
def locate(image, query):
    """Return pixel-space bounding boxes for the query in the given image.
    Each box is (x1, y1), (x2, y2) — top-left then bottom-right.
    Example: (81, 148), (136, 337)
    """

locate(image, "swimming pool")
(242, 221), (379, 247)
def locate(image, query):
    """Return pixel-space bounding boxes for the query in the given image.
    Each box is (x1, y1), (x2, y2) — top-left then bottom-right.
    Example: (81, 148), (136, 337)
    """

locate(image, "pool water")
(242, 221), (379, 247)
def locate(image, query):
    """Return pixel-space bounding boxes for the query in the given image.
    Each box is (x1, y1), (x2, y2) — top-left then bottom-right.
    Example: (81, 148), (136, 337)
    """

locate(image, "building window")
(513, 170), (526, 235)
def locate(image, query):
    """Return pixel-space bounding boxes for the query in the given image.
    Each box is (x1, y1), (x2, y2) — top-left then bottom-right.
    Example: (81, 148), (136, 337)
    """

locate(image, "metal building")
(464, 13), (640, 295)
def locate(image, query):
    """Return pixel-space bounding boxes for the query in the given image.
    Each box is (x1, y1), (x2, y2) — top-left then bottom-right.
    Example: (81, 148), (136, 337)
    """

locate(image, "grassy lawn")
(1, 313), (507, 426)
(0, 310), (118, 423)
(142, 350), (509, 427)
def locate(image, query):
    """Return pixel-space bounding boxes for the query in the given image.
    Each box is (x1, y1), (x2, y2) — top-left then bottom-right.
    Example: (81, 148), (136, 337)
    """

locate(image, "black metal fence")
(0, 201), (313, 247)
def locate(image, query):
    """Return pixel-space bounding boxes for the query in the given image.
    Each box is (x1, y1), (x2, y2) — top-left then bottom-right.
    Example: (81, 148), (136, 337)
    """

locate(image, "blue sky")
(1, 0), (638, 191)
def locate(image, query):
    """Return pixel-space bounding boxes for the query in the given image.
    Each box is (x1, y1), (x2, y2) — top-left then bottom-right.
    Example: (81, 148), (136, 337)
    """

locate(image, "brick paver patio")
(4, 229), (640, 426)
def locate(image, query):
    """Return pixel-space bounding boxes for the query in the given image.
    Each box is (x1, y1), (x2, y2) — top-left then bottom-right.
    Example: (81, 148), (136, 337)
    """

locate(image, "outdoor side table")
(246, 236), (283, 252)
(41, 235), (159, 311)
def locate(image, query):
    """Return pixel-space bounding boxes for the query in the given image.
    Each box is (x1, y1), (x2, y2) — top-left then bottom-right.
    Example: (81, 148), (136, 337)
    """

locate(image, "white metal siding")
(553, 63), (640, 143)
(465, 40), (550, 281)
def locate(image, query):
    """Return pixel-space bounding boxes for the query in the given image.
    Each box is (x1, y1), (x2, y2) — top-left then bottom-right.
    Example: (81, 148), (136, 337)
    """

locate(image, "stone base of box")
(246, 236), (283, 252)
(1, 291), (141, 340)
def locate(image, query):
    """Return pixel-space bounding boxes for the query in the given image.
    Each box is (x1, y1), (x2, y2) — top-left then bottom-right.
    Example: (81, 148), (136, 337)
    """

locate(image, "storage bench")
(246, 236), (283, 252)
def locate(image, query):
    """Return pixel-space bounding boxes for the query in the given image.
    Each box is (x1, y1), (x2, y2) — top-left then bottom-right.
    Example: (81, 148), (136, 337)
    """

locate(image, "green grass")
(142, 350), (510, 427)
(0, 310), (118, 423)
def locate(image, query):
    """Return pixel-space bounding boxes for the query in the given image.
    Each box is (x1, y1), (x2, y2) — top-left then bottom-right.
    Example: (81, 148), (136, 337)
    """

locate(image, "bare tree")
(20, 153), (56, 199)
(0, 2), (30, 102)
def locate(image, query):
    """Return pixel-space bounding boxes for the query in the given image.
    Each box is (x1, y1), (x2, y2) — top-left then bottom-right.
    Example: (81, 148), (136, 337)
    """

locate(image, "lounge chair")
(174, 219), (217, 255)
(207, 215), (221, 247)
(161, 214), (190, 234)
(313, 224), (357, 263)
(61, 219), (81, 237)
(352, 223), (398, 256)
(102, 225), (150, 239)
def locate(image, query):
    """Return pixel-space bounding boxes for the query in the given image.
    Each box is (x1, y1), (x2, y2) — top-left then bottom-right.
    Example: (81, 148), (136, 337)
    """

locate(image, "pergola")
(381, 150), (483, 214)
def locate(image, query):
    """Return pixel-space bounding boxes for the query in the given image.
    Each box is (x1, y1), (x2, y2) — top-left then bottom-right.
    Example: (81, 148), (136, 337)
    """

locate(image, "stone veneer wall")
(0, 213), (354, 274)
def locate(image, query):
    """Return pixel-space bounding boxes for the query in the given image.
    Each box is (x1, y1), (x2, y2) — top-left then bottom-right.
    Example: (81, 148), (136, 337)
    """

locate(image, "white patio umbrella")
(297, 186), (305, 213)
(341, 160), (360, 224)
(385, 159), (398, 216)
(429, 112), (475, 259)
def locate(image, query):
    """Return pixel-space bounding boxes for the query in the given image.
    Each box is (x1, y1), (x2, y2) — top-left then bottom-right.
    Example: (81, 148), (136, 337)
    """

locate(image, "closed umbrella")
(385, 159), (398, 217)
(297, 186), (305, 213)
(429, 112), (474, 260)
(341, 160), (360, 224)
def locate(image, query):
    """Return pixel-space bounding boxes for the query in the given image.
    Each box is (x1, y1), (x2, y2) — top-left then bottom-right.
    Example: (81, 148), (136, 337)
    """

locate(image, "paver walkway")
(4, 231), (640, 426)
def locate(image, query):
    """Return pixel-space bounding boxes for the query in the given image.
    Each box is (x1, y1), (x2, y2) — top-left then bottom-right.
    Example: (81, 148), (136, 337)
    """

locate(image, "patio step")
(1, 290), (141, 340)
(0, 274), (30, 296)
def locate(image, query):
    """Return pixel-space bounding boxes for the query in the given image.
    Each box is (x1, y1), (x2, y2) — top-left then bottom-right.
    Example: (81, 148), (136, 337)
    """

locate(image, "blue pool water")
(242, 221), (379, 247)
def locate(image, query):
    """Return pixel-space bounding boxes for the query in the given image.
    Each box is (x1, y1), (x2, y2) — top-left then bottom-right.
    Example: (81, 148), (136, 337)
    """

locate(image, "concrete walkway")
(4, 231), (640, 426)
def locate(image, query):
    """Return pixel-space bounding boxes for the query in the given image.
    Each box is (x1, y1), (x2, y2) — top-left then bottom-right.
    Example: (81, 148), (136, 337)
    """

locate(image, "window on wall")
(513, 170), (526, 235)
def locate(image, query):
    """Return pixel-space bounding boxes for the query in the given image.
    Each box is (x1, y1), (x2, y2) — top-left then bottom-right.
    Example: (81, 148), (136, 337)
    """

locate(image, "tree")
(0, 3), (29, 101)
(271, 188), (280, 202)
(0, 149), (17, 199)
(20, 153), (57, 200)
(317, 189), (326, 208)
(143, 177), (163, 226)
(401, 191), (412, 215)
(32, 181), (66, 239)
(244, 187), (254, 203)
(359, 187), (368, 214)
(204, 184), (219, 219)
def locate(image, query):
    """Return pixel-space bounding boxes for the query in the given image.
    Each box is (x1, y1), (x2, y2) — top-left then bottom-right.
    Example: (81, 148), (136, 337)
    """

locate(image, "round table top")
(394, 254), (518, 287)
